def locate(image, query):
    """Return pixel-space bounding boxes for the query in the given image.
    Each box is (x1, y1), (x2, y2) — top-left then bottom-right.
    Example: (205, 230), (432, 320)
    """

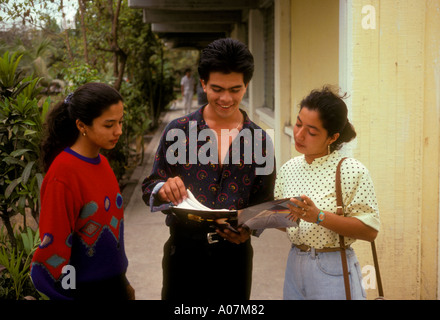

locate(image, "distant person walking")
(180, 68), (195, 114)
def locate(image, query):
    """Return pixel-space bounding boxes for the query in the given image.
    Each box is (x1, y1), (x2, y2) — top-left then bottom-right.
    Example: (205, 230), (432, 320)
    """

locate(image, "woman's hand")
(287, 195), (320, 224)
(287, 195), (378, 242)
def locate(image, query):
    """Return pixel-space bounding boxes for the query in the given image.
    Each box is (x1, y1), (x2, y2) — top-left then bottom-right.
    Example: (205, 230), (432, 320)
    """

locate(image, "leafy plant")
(0, 52), (30, 99)
(61, 62), (101, 94)
(19, 226), (40, 256)
(0, 51), (48, 249)
(0, 247), (31, 299)
(0, 225), (41, 300)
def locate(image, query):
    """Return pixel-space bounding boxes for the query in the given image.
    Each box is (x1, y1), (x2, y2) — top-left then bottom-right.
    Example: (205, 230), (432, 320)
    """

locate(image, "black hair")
(40, 82), (123, 172)
(299, 85), (356, 152)
(198, 38), (254, 85)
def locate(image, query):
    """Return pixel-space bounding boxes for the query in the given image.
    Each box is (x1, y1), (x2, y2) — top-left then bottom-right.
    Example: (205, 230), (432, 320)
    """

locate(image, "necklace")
(232, 121), (241, 130)
(211, 121), (242, 138)
(230, 113), (243, 131)
(222, 121), (241, 137)
(224, 120), (242, 136)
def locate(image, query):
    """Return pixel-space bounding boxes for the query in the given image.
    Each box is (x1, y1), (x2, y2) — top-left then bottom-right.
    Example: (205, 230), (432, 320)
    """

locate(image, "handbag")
(336, 158), (384, 300)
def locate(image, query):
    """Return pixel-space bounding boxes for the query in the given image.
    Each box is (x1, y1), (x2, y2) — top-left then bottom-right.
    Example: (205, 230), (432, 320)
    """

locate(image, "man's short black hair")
(198, 38), (254, 85)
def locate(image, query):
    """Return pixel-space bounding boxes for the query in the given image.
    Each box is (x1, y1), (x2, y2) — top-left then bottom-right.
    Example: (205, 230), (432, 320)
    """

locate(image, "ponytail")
(40, 99), (78, 173)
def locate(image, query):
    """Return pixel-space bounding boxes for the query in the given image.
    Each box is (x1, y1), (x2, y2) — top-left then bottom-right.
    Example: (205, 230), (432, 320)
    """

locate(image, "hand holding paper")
(171, 190), (298, 235)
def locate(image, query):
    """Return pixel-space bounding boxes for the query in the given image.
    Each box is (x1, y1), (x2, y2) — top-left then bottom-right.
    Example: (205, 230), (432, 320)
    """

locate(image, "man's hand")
(158, 176), (187, 205)
(216, 227), (251, 244)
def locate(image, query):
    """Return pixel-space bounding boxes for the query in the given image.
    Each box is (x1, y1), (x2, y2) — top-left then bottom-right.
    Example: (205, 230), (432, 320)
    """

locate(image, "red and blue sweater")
(30, 148), (128, 300)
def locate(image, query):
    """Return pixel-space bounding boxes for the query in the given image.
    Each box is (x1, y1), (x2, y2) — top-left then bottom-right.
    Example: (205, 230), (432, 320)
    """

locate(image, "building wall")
(423, 0), (440, 300)
(347, 0), (440, 300)
(290, 0), (340, 139)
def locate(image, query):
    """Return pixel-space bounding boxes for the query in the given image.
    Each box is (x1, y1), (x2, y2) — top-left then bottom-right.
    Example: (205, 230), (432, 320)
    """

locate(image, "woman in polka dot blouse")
(275, 86), (380, 300)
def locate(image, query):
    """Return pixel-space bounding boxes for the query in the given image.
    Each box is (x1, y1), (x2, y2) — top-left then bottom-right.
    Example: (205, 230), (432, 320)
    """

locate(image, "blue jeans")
(283, 246), (366, 300)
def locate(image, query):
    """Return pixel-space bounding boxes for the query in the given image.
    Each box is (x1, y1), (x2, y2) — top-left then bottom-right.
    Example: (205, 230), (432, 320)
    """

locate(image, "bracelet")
(316, 211), (325, 225)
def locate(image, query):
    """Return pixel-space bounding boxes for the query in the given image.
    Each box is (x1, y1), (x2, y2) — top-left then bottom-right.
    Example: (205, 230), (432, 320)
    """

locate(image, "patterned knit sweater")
(30, 148), (128, 300)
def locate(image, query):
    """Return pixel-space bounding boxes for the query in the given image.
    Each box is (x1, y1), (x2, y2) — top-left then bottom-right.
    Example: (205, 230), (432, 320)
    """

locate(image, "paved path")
(123, 101), (291, 300)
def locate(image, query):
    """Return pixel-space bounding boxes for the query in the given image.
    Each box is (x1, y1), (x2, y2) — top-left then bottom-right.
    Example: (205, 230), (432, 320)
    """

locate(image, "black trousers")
(161, 226), (253, 301)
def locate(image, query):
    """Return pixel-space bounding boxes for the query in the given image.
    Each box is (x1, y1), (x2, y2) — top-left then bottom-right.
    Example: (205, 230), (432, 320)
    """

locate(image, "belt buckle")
(295, 244), (311, 252)
(207, 232), (219, 244)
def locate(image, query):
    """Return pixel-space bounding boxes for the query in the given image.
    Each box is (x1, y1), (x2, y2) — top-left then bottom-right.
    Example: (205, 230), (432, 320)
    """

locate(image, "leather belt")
(171, 225), (224, 245)
(294, 244), (343, 253)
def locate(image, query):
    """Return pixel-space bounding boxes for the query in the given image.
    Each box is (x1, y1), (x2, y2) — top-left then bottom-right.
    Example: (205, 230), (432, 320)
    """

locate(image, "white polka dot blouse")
(274, 151), (380, 249)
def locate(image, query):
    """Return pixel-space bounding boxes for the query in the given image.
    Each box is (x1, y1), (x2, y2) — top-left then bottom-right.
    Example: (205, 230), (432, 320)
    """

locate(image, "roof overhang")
(128, 0), (266, 49)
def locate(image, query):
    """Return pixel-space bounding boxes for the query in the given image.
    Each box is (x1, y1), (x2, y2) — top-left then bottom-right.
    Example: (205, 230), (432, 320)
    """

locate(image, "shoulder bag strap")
(336, 157), (384, 300)
(371, 241), (385, 298)
(335, 158), (351, 300)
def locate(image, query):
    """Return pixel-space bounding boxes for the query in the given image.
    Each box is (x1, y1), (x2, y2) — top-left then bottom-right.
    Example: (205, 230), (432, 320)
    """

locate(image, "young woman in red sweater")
(31, 82), (134, 300)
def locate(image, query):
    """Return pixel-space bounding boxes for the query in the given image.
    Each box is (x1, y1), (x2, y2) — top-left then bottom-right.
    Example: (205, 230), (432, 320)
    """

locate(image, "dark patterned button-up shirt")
(141, 106), (276, 226)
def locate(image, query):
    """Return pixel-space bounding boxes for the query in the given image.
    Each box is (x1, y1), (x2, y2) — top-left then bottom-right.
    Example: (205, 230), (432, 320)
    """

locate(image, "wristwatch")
(316, 211), (325, 225)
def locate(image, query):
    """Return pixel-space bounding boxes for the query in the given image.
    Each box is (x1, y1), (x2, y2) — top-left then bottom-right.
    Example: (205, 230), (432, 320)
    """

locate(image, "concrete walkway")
(123, 100), (291, 300)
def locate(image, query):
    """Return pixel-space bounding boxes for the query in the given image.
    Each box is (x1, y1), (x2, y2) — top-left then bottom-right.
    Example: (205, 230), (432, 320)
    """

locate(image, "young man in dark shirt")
(142, 38), (276, 300)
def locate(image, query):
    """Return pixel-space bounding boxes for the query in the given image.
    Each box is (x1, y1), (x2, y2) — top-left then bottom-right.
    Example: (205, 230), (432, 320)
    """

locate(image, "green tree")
(74, 0), (127, 90)
(122, 8), (175, 129)
(1, 0), (176, 178)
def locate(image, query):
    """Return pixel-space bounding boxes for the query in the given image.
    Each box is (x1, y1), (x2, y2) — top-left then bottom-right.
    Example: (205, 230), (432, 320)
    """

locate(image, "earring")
(328, 144), (331, 155)
(82, 132), (86, 137)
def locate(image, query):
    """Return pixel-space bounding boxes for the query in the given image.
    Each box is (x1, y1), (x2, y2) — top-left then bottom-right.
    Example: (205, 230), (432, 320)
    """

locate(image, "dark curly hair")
(40, 82), (123, 172)
(198, 38), (254, 85)
(299, 85), (357, 152)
